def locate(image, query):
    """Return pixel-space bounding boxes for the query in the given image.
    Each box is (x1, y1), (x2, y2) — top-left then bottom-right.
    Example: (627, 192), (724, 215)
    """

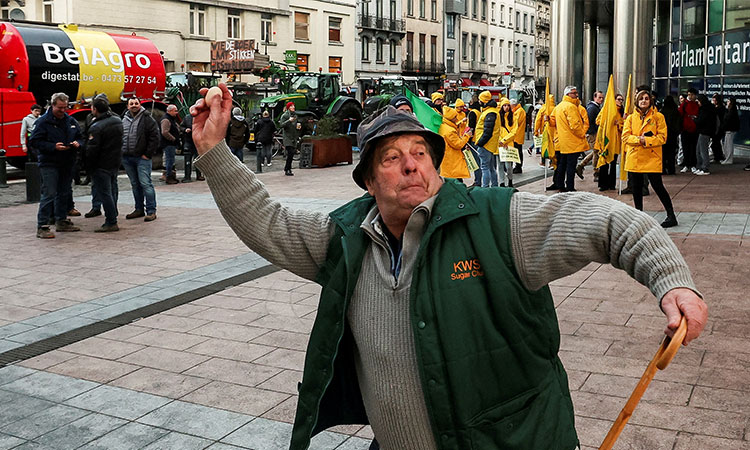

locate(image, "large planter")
(300, 136), (353, 168)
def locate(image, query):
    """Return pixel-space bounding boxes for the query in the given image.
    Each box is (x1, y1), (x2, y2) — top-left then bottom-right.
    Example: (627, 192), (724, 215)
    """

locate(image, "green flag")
(404, 88), (442, 133)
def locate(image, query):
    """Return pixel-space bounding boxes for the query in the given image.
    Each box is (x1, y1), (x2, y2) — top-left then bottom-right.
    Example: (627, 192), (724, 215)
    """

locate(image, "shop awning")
(479, 79), (493, 86)
(459, 78), (474, 87)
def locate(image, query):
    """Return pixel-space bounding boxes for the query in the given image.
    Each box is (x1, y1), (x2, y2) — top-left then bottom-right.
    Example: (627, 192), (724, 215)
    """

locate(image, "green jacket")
(291, 180), (579, 450)
(279, 110), (299, 147)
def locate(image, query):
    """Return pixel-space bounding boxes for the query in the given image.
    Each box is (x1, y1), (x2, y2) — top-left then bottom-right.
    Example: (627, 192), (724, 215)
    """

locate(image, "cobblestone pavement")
(0, 149), (748, 449)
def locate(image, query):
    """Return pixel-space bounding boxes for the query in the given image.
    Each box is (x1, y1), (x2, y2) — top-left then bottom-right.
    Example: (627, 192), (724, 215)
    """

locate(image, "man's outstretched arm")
(190, 84), (334, 281)
(509, 191), (707, 345)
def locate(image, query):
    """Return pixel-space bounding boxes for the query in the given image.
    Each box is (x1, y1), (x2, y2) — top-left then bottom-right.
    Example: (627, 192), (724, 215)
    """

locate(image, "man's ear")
(364, 177), (376, 197)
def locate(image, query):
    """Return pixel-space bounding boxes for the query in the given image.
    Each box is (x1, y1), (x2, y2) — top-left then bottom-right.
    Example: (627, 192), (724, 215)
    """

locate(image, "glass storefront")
(654, 0), (750, 148)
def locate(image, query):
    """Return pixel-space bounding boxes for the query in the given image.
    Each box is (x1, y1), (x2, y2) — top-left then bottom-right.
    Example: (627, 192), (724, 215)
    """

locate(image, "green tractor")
(362, 76), (420, 117)
(259, 72), (362, 136)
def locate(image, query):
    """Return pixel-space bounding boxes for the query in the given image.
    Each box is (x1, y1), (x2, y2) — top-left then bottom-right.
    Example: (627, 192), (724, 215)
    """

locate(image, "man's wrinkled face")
(127, 99), (141, 115)
(567, 89), (579, 99)
(365, 134), (443, 216)
(167, 106), (178, 117)
(51, 100), (67, 119)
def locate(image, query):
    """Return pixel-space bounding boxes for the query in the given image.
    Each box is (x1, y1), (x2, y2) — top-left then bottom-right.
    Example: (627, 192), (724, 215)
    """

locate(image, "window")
(407, 0), (413, 16)
(490, 38), (495, 63)
(491, 2), (495, 23)
(471, 34), (476, 62)
(522, 45), (526, 69)
(500, 5), (504, 24)
(362, 36), (370, 60)
(329, 56), (342, 73)
(431, 35), (437, 64)
(447, 49), (455, 73)
(480, 36), (486, 62)
(390, 0), (397, 19)
(190, 4), (206, 36)
(514, 43), (519, 67)
(446, 14), (455, 39)
(329, 17), (342, 43)
(499, 39), (504, 63)
(43, 0), (53, 22)
(509, 7), (512, 27)
(419, 33), (426, 63)
(508, 41), (512, 65)
(296, 53), (309, 72)
(261, 15), (273, 43)
(523, 13), (527, 32)
(462, 33), (468, 60)
(389, 40), (397, 62)
(419, 0), (425, 18)
(515, 11), (520, 31)
(376, 0), (383, 18)
(530, 16), (535, 34)
(481, 0), (487, 20)
(363, 0), (369, 16)
(295, 12), (309, 40)
(228, 9), (241, 39)
(407, 32), (414, 62)
(376, 38), (384, 61)
(431, 0), (437, 20)
(472, 0), (477, 18)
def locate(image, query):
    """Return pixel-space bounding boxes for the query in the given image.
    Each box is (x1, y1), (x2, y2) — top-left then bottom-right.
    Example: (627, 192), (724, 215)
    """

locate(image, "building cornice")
(177, 0), (290, 16)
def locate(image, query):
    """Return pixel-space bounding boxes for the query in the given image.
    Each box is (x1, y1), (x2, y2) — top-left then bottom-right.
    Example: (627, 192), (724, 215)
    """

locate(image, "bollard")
(25, 161), (40, 202)
(0, 150), (8, 188)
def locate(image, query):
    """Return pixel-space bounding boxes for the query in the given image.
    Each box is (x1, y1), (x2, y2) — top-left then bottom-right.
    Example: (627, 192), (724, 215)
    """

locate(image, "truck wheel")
(334, 102), (363, 135)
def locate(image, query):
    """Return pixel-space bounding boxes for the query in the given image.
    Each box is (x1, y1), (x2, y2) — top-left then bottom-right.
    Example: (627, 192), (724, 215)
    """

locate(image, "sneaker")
(680, 166), (690, 173)
(696, 170), (710, 176)
(575, 165), (584, 179)
(661, 215), (678, 228)
(512, 166), (522, 174)
(36, 226), (55, 239)
(691, 167), (699, 174)
(84, 208), (102, 218)
(126, 210), (145, 220)
(95, 223), (119, 232)
(55, 219), (80, 232)
(67, 208), (81, 217)
(144, 213), (157, 222)
(720, 160), (733, 165)
(166, 178), (179, 185)
(181, 178), (193, 183)
(745, 164), (750, 171)
(266, 163), (272, 167)
(196, 175), (206, 181)
(285, 170), (294, 176)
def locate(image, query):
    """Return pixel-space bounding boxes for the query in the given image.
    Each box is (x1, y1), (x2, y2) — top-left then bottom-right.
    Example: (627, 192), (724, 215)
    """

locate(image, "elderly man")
(31, 93), (84, 238)
(550, 85), (589, 192)
(190, 84), (707, 450)
(160, 104), (181, 184)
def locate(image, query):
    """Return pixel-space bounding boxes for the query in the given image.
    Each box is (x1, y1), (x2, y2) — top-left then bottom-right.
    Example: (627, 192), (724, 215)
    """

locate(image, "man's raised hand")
(191, 83), (233, 155)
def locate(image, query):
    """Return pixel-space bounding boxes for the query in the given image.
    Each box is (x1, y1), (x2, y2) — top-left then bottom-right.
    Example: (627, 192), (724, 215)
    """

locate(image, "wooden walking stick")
(599, 316), (688, 450)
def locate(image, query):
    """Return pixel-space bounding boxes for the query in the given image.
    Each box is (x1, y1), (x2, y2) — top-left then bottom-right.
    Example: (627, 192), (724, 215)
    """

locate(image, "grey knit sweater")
(195, 141), (697, 449)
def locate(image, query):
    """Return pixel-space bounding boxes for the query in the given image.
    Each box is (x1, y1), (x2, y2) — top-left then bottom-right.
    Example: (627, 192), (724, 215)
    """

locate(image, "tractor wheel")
(334, 102), (363, 135)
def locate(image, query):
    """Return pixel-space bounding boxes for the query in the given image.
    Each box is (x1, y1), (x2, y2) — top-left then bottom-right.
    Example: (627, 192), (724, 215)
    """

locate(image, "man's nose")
(402, 153), (418, 173)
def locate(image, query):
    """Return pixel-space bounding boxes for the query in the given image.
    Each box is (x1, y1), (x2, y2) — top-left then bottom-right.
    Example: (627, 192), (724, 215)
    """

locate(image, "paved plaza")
(0, 151), (749, 449)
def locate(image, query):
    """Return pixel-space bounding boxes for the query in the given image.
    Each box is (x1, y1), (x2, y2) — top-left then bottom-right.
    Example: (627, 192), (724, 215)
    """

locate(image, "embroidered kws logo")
(450, 258), (484, 281)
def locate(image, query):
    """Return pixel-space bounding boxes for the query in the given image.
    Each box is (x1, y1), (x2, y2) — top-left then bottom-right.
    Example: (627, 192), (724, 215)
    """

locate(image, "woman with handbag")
(622, 88), (678, 228)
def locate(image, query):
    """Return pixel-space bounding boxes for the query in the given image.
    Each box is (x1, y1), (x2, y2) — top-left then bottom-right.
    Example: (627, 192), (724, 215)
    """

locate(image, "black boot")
(661, 214), (678, 228)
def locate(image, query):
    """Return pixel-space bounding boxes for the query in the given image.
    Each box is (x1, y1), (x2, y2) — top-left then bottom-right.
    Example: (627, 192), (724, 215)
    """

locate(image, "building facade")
(354, 0), (406, 94)
(2, 0), (357, 84)
(534, 0), (551, 99)
(402, 0), (444, 93)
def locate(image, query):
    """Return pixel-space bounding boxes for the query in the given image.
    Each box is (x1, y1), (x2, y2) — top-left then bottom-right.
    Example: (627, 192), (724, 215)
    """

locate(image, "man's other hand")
(661, 288), (708, 345)
(191, 83), (233, 155)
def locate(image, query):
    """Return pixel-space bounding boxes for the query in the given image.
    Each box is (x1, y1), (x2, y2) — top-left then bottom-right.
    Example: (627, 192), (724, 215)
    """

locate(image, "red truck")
(0, 21), (167, 168)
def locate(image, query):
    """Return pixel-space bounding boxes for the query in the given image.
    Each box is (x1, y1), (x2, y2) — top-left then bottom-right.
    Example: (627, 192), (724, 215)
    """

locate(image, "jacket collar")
(563, 95), (580, 106)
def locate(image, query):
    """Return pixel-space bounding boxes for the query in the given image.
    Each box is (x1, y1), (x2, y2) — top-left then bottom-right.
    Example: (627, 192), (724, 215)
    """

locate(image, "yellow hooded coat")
(511, 104), (527, 145)
(550, 95), (589, 154)
(622, 106), (667, 173)
(497, 98), (517, 148)
(439, 107), (472, 179)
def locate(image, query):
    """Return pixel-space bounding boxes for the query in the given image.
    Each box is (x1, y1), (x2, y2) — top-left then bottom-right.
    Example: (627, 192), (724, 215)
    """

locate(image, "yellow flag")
(595, 75), (620, 169)
(620, 74), (633, 180)
(540, 81), (557, 168)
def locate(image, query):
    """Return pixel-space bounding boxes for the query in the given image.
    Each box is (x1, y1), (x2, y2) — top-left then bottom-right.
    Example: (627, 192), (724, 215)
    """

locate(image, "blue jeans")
(163, 145), (176, 176)
(91, 183), (101, 210)
(231, 146), (244, 162)
(37, 165), (72, 227)
(91, 168), (119, 225)
(477, 146), (498, 187)
(123, 155), (156, 214)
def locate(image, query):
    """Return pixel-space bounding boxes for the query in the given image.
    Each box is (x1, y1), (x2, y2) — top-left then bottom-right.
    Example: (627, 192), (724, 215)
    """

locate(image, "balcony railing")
(537, 17), (550, 29)
(535, 46), (549, 59)
(358, 14), (406, 33)
(402, 59), (446, 73)
(445, 0), (466, 14)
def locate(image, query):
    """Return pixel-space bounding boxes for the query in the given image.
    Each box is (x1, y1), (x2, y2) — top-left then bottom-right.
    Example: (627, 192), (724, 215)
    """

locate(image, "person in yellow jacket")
(495, 98), (519, 187)
(453, 98), (468, 127)
(510, 98), (527, 174)
(622, 88), (678, 228)
(439, 106), (473, 180)
(474, 90), (501, 187)
(549, 86), (589, 191)
(428, 92), (445, 115)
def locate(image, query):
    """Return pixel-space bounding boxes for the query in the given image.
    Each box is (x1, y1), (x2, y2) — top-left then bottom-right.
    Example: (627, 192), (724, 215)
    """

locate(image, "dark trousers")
(551, 151), (562, 187)
(598, 155), (618, 190)
(91, 168), (119, 225)
(183, 144), (201, 180)
(711, 133), (725, 161)
(631, 173), (674, 217)
(261, 142), (273, 164)
(553, 152), (580, 190)
(37, 165), (72, 227)
(469, 144), (482, 185)
(662, 137), (677, 174)
(284, 145), (295, 172)
(681, 132), (698, 168)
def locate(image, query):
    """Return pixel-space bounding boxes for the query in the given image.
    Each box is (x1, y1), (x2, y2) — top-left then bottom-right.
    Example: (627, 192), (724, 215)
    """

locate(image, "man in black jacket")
(160, 104), (181, 184)
(122, 97), (160, 221)
(253, 110), (276, 167)
(86, 96), (123, 232)
(31, 92), (84, 238)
